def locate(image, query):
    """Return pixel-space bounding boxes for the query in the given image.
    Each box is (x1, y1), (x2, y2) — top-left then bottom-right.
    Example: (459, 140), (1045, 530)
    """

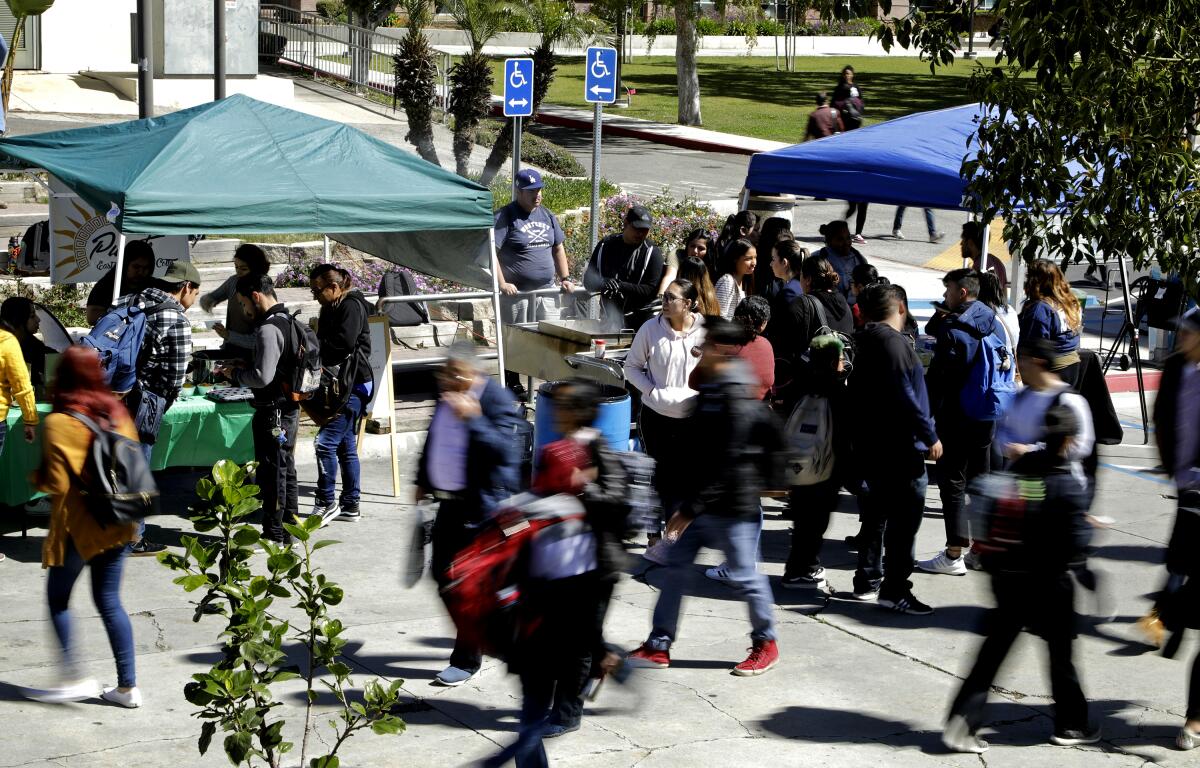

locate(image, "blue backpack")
(960, 317), (1017, 421)
(81, 299), (164, 393)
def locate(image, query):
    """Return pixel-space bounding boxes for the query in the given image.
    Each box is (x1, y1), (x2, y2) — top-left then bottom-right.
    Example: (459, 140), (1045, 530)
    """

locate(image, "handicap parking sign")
(503, 58), (534, 117)
(584, 47), (617, 104)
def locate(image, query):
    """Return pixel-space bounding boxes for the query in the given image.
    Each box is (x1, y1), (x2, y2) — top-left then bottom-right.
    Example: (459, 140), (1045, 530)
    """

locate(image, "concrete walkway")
(0, 391), (1189, 767)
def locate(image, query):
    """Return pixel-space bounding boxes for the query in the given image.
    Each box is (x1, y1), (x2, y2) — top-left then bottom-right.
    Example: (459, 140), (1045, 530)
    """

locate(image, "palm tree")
(446, 0), (511, 177)
(2, 0), (54, 114)
(393, 0), (442, 165)
(477, 0), (608, 185)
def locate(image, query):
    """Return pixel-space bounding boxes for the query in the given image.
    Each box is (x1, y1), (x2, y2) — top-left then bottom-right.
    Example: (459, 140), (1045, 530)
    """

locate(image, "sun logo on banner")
(53, 198), (119, 281)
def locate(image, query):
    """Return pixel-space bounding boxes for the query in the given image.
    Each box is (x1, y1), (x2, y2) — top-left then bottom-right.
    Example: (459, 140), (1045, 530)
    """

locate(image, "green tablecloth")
(1, 395), (255, 507)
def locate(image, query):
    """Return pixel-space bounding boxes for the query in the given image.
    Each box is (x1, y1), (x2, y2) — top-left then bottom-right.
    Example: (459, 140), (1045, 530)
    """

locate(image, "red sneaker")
(627, 643), (670, 669)
(732, 639), (779, 676)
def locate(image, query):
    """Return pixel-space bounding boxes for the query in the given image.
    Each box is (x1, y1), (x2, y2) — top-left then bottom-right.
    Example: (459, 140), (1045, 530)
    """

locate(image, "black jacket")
(583, 234), (665, 324)
(684, 360), (785, 520)
(1153, 352), (1200, 579)
(317, 290), (373, 389)
(849, 323), (938, 471)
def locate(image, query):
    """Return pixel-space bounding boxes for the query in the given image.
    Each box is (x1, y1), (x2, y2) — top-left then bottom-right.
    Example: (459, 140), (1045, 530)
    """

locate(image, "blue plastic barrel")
(533, 380), (632, 465)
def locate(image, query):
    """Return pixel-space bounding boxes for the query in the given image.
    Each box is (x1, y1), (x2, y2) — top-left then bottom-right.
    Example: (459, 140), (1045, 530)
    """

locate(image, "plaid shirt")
(119, 287), (192, 398)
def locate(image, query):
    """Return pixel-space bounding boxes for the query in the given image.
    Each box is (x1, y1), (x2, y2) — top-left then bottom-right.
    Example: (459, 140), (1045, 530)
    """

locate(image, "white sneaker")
(1177, 727), (1200, 751)
(916, 550), (968, 576)
(943, 714), (989, 753)
(892, 228), (905, 239)
(101, 686), (142, 708)
(433, 665), (475, 687)
(705, 563), (733, 582)
(23, 678), (101, 704)
(963, 550), (984, 571)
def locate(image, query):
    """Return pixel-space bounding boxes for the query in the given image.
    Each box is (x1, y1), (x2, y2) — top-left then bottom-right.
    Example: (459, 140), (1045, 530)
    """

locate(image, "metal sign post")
(503, 58), (534, 197)
(585, 46), (617, 253)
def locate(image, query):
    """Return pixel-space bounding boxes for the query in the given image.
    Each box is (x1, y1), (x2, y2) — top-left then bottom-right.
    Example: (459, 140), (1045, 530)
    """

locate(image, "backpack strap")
(807, 294), (832, 335)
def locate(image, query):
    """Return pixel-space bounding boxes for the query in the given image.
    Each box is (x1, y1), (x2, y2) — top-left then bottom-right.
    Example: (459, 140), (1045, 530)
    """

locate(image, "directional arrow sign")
(503, 58), (534, 117)
(584, 46), (618, 105)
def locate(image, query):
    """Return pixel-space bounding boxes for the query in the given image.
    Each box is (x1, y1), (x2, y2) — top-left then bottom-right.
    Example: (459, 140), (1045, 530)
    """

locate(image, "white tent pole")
(974, 220), (988, 270)
(323, 235), (331, 261)
(1009, 249), (1025, 310)
(111, 233), (127, 307)
(489, 230), (506, 378)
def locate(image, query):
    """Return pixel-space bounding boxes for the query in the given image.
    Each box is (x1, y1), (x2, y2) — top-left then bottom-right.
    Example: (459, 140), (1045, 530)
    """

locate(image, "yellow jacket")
(0, 328), (37, 426)
(38, 411), (139, 567)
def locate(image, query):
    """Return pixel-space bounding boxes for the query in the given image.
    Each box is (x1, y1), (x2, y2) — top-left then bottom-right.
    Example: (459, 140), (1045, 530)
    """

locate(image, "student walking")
(943, 339), (1098, 752)
(628, 318), (784, 676)
(23, 347), (141, 707)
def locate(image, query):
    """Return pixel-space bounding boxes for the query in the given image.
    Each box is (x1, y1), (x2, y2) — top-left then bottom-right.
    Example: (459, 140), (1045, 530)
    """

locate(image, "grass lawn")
(325, 51), (984, 143)
(513, 56), (984, 143)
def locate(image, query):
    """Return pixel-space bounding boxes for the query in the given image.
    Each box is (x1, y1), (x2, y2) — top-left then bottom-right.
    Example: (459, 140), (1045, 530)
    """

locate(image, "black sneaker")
(129, 539), (167, 557)
(878, 592), (934, 615)
(781, 567), (827, 590)
(335, 506), (361, 523)
(1050, 727), (1101, 746)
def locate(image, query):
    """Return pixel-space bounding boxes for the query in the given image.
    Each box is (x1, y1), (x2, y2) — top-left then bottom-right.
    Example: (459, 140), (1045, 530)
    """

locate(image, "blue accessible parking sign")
(584, 47), (617, 104)
(503, 58), (534, 117)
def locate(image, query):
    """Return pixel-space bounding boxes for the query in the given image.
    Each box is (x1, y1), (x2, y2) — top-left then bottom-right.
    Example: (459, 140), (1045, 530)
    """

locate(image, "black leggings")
(638, 406), (693, 523)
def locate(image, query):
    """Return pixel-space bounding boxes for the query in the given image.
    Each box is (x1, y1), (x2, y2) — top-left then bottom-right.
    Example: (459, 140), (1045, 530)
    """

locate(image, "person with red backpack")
(416, 343), (522, 688)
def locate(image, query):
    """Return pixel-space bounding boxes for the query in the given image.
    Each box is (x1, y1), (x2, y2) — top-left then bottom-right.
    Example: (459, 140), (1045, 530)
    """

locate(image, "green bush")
(476, 120), (586, 176)
(755, 18), (785, 36)
(498, 9), (537, 32)
(315, 0), (347, 22)
(799, 17), (883, 36)
(561, 190), (724, 278)
(645, 17), (676, 36)
(0, 277), (89, 328)
(490, 176), (620, 215)
(695, 17), (722, 36)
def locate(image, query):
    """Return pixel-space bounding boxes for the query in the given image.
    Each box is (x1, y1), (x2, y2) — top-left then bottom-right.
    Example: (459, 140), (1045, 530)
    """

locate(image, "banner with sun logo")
(49, 177), (190, 284)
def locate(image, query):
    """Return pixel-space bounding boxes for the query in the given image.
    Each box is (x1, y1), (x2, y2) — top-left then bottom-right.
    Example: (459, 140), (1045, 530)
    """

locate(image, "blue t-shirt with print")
(494, 201), (565, 290)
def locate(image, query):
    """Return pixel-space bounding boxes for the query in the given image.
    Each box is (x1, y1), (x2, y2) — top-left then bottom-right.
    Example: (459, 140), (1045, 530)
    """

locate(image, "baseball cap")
(161, 259), (202, 286)
(626, 204), (653, 229)
(515, 169), (544, 190)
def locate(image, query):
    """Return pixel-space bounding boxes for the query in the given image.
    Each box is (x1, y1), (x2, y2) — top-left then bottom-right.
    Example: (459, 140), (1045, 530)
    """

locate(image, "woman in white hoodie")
(625, 278), (707, 544)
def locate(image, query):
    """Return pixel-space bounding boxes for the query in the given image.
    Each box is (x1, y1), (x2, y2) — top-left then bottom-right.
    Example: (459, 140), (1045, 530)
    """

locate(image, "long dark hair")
(719, 238), (757, 296)
(754, 217), (794, 293)
(678, 256), (720, 316)
(53, 346), (129, 428)
(717, 211), (758, 254)
(680, 228), (719, 280)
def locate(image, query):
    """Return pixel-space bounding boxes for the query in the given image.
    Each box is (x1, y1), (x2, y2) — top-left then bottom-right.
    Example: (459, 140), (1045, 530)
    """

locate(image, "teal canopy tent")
(0, 93), (496, 288)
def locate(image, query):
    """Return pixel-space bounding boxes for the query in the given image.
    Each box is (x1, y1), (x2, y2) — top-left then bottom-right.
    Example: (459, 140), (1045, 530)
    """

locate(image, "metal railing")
(259, 4), (451, 116)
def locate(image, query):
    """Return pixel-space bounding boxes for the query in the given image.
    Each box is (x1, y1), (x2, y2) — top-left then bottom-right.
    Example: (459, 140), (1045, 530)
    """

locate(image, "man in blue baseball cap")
(494, 168), (574, 395)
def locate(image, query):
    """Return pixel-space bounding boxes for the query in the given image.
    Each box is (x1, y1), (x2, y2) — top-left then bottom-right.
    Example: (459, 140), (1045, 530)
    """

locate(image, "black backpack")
(269, 311), (322, 401)
(378, 268), (430, 327)
(69, 411), (160, 528)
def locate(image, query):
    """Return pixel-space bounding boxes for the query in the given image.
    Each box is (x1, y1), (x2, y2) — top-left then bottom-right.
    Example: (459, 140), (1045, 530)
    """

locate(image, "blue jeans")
(649, 514), (776, 648)
(47, 538), (136, 688)
(892, 207), (937, 237)
(315, 393), (363, 509)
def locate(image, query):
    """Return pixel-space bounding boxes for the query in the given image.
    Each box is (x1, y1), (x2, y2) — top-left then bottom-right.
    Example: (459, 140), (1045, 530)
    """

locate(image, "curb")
(533, 111), (761, 156)
(1105, 369), (1161, 394)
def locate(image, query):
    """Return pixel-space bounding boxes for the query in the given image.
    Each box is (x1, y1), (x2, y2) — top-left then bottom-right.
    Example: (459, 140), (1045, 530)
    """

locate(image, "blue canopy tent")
(743, 104), (1149, 442)
(744, 104), (984, 210)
